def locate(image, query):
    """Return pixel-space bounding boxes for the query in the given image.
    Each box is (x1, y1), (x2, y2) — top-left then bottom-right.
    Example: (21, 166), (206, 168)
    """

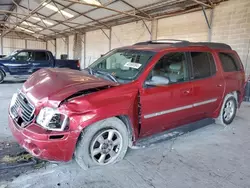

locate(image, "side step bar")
(134, 118), (215, 148)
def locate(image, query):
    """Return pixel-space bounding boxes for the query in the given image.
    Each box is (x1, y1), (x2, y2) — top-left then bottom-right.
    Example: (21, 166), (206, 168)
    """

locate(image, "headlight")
(36, 107), (69, 131)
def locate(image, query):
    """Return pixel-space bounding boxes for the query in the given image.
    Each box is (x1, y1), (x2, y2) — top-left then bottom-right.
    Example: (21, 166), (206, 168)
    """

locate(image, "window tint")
(191, 52), (216, 79)
(219, 53), (241, 72)
(34, 52), (49, 61)
(15, 51), (32, 61)
(148, 52), (189, 84)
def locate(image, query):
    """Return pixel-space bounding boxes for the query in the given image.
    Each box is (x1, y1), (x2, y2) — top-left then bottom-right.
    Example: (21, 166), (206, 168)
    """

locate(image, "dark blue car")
(0, 49), (81, 83)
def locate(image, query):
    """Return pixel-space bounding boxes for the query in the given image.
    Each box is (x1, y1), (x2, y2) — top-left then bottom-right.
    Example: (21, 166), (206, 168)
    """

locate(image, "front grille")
(10, 92), (35, 125)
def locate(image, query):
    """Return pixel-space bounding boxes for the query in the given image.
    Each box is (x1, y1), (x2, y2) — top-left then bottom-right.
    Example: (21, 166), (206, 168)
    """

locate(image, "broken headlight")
(36, 107), (68, 131)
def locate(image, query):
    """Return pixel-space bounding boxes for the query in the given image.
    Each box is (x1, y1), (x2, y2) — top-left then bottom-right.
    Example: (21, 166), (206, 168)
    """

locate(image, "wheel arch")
(0, 68), (6, 77)
(75, 114), (135, 149)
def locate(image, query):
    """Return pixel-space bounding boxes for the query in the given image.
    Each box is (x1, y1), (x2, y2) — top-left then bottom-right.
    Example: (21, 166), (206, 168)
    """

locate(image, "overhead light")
(81, 0), (101, 6)
(16, 26), (35, 34)
(31, 16), (54, 26)
(21, 21), (42, 30)
(42, 3), (74, 18)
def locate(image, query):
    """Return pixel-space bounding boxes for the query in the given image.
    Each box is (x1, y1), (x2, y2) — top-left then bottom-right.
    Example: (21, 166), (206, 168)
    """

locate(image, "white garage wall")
(27, 40), (46, 49)
(85, 29), (110, 67)
(212, 0), (250, 74)
(111, 20), (151, 49)
(2, 38), (25, 55)
(56, 37), (67, 59)
(157, 10), (211, 42)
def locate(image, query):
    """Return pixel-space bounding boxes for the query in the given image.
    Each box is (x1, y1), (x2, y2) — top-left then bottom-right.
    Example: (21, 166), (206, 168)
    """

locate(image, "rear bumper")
(8, 115), (79, 162)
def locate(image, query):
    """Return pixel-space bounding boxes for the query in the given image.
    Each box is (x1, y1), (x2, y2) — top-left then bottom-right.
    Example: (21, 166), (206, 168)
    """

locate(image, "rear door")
(31, 51), (53, 73)
(189, 51), (225, 119)
(8, 51), (33, 75)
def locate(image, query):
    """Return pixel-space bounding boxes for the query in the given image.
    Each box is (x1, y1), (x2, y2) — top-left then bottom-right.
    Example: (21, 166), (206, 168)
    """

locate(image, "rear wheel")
(216, 94), (237, 125)
(0, 70), (4, 84)
(74, 117), (129, 169)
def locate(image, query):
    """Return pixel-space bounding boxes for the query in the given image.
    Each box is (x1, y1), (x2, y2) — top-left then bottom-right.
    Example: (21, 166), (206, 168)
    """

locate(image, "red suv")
(8, 40), (245, 169)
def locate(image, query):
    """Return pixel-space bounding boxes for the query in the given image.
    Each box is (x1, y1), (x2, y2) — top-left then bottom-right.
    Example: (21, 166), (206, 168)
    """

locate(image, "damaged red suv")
(9, 40), (245, 169)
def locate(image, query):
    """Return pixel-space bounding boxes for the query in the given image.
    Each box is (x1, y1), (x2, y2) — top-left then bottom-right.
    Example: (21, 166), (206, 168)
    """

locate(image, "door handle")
(217, 84), (222, 87)
(181, 89), (192, 95)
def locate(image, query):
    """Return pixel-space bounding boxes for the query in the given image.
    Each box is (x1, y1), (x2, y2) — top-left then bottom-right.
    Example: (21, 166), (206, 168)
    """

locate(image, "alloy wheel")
(223, 99), (235, 122)
(90, 129), (123, 165)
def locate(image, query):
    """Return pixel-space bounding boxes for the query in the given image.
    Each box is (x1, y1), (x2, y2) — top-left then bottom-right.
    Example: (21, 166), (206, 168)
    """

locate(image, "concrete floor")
(1, 81), (250, 188)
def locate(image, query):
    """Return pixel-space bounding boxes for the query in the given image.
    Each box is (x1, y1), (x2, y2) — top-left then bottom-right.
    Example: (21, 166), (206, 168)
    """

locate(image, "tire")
(216, 94), (237, 125)
(0, 70), (4, 84)
(74, 117), (129, 170)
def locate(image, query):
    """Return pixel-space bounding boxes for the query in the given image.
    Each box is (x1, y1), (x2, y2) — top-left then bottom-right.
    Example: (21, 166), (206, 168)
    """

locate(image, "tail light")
(77, 60), (81, 69)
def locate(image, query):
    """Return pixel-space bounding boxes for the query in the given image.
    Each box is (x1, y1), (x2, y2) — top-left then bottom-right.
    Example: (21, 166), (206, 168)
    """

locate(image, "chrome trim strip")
(144, 104), (193, 119)
(193, 98), (217, 107)
(144, 98), (217, 119)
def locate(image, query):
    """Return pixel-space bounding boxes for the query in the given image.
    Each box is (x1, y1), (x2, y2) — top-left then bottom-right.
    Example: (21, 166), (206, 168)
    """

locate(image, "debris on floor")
(0, 141), (46, 182)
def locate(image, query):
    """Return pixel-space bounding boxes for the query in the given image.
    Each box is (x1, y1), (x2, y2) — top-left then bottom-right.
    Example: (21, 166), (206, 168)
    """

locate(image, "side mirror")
(11, 56), (16, 61)
(145, 76), (170, 86)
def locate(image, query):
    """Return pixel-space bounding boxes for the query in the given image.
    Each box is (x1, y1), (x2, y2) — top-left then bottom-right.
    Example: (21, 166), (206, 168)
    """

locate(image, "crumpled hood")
(22, 68), (116, 107)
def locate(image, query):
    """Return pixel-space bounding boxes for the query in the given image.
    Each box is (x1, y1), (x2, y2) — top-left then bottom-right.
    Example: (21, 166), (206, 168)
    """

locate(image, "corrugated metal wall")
(0, 37), (46, 55)
(56, 38), (67, 59)
(27, 40), (46, 49)
(2, 38), (25, 55)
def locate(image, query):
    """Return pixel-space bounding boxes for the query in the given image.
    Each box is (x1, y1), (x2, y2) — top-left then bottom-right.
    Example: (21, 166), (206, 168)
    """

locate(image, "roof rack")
(133, 39), (232, 50)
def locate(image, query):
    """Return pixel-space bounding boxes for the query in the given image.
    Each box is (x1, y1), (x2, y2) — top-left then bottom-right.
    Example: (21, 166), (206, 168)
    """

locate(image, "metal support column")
(0, 37), (3, 55)
(25, 39), (27, 49)
(109, 28), (112, 51)
(151, 19), (158, 40)
(202, 6), (213, 42)
(83, 33), (86, 68)
(55, 39), (57, 58)
(208, 8), (214, 42)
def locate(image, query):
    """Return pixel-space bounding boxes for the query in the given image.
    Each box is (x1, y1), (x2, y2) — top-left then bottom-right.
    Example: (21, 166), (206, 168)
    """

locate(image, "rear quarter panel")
(216, 50), (245, 105)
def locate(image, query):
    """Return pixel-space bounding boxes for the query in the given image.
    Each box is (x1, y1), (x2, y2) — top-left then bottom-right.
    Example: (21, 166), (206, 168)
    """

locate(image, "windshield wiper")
(96, 70), (118, 83)
(86, 67), (118, 83)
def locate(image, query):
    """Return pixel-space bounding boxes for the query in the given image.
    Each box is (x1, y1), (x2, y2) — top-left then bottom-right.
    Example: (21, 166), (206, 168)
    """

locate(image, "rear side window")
(34, 52), (49, 61)
(190, 52), (216, 79)
(219, 53), (241, 72)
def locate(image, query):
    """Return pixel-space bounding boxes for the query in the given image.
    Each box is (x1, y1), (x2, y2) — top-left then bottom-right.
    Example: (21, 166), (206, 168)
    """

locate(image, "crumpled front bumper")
(8, 115), (79, 162)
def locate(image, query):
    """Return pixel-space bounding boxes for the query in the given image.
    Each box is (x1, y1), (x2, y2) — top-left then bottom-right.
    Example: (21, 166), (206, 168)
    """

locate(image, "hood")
(22, 68), (116, 107)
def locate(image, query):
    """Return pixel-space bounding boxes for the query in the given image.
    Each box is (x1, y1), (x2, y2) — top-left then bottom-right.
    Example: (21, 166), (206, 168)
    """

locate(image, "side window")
(219, 53), (241, 72)
(34, 52), (48, 61)
(191, 52), (216, 79)
(15, 51), (31, 61)
(148, 52), (189, 84)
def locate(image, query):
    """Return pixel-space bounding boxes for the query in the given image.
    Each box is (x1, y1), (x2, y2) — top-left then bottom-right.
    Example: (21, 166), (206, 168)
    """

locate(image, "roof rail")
(134, 39), (189, 45)
(133, 39), (232, 50)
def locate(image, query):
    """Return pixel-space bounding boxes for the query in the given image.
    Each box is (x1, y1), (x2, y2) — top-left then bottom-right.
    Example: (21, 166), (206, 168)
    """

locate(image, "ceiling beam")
(63, 0), (152, 20)
(2, 0), (49, 37)
(189, 0), (212, 8)
(3, 0), (21, 21)
(119, 0), (152, 19)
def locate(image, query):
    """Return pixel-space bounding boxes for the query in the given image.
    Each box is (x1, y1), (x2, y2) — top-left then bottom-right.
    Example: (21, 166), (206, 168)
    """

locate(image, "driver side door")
(8, 51), (33, 75)
(140, 52), (196, 137)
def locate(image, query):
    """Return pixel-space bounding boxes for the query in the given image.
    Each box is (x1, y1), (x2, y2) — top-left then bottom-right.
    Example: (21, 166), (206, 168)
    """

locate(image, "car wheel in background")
(0, 70), (4, 84)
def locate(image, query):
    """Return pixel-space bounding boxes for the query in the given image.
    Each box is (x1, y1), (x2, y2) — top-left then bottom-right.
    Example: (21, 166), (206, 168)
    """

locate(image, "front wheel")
(0, 70), (4, 84)
(216, 95), (237, 125)
(74, 117), (129, 169)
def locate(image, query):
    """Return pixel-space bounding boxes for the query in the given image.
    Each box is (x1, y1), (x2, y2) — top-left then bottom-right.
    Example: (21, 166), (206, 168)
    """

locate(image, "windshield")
(1, 50), (20, 59)
(89, 49), (155, 82)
